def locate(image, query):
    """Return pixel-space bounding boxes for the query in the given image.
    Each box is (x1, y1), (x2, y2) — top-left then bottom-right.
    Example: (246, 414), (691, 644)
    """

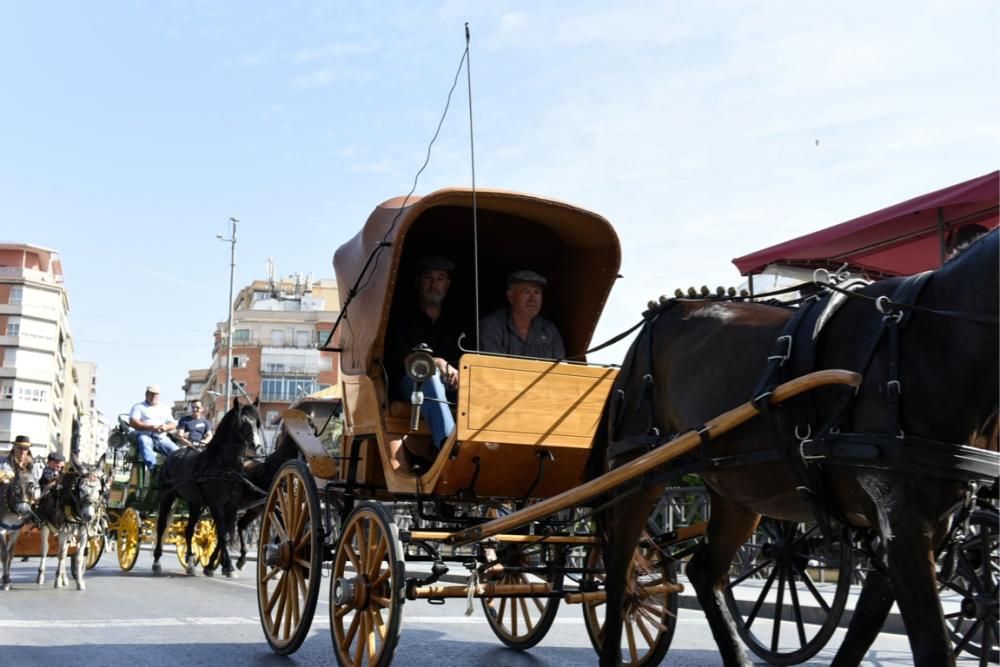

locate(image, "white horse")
(35, 455), (105, 590)
(0, 464), (37, 590)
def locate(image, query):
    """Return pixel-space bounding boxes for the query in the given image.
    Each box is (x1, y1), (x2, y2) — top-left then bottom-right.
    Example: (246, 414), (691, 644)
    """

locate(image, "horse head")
(210, 400), (264, 463)
(4, 462), (38, 518)
(67, 457), (107, 525)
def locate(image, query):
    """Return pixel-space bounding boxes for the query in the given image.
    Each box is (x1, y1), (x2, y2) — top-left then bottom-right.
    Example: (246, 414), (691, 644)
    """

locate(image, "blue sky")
(1, 1), (997, 419)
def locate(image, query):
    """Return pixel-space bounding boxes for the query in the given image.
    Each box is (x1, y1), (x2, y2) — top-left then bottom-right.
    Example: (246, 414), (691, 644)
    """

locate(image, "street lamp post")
(217, 217), (239, 412)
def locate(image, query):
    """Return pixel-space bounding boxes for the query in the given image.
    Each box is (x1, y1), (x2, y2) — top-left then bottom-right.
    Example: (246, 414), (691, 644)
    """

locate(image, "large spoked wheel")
(481, 542), (563, 649)
(329, 501), (404, 667)
(582, 528), (679, 666)
(257, 460), (323, 656)
(724, 520), (852, 666)
(116, 507), (142, 572)
(86, 532), (106, 569)
(176, 519), (218, 569)
(939, 508), (999, 663)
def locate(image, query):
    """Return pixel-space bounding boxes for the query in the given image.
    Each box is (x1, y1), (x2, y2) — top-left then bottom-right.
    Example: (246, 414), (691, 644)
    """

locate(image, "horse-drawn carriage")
(252, 187), (979, 667)
(104, 413), (220, 571)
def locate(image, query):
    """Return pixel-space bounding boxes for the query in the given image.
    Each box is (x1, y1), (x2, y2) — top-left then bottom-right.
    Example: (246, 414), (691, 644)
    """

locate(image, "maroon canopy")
(733, 171), (999, 277)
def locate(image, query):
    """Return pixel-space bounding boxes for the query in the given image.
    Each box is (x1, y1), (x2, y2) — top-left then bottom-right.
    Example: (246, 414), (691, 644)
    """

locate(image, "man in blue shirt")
(177, 400), (213, 447)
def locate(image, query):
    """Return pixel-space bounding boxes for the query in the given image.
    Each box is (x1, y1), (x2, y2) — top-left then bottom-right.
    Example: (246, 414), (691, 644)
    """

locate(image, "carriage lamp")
(404, 345), (436, 431)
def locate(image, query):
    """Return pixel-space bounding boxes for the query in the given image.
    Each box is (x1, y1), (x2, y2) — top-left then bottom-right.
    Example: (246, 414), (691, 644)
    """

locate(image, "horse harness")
(605, 277), (1000, 523)
(0, 475), (35, 531)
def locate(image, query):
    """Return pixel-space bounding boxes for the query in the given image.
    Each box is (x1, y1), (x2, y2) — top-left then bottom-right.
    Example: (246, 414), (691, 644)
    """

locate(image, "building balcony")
(0, 266), (63, 285)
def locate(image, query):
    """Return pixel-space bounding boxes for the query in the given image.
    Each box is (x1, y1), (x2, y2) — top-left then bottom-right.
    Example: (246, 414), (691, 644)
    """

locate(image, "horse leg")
(883, 514), (955, 666)
(75, 526), (87, 591)
(220, 504), (239, 578)
(235, 506), (259, 571)
(36, 524), (49, 585)
(685, 494), (760, 667)
(183, 505), (200, 576)
(830, 566), (895, 667)
(597, 486), (660, 667)
(203, 503), (230, 577)
(55, 529), (70, 588)
(0, 532), (12, 590)
(152, 492), (175, 574)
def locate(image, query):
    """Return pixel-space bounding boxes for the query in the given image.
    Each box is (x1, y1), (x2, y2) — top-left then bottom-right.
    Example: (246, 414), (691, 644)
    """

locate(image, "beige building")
(73, 360), (106, 463)
(0, 243), (82, 462)
(173, 368), (210, 420)
(201, 272), (339, 450)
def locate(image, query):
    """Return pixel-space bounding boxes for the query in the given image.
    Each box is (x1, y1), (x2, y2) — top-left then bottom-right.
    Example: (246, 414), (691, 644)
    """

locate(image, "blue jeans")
(136, 432), (179, 470)
(399, 372), (455, 449)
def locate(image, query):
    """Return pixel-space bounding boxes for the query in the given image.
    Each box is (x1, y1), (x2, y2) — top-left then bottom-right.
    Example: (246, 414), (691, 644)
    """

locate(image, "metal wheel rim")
(257, 460), (322, 656)
(724, 521), (853, 665)
(86, 533), (105, 569)
(330, 502), (403, 667)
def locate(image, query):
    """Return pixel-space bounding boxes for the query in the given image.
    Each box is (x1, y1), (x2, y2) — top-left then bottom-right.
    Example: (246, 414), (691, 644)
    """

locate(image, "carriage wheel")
(581, 528), (679, 666)
(329, 501), (404, 667)
(116, 507), (142, 572)
(86, 532), (105, 569)
(481, 542), (562, 649)
(939, 508), (999, 663)
(257, 460), (323, 655)
(723, 519), (852, 666)
(176, 519), (218, 569)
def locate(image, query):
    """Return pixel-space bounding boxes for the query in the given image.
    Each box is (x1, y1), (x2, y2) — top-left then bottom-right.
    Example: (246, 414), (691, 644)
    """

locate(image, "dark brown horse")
(591, 229), (998, 666)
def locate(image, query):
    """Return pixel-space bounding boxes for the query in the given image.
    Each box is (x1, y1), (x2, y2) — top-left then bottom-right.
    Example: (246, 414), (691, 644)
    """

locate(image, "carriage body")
(330, 187), (622, 500)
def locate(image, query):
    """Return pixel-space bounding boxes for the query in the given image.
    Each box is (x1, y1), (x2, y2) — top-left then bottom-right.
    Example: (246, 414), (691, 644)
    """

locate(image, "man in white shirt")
(129, 384), (178, 471)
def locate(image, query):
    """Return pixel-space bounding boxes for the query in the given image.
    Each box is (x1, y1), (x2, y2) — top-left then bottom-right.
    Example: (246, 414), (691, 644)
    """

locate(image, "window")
(295, 331), (310, 348)
(260, 376), (316, 402)
(1, 383), (12, 399)
(9, 286), (22, 305)
(6, 322), (19, 336)
(270, 329), (285, 346)
(317, 330), (331, 346)
(231, 329), (251, 344)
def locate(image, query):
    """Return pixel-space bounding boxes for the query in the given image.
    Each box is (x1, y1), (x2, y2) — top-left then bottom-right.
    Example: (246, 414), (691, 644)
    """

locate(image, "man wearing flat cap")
(129, 384), (179, 471)
(0, 435), (33, 483)
(480, 270), (565, 360)
(39, 451), (65, 495)
(385, 255), (464, 468)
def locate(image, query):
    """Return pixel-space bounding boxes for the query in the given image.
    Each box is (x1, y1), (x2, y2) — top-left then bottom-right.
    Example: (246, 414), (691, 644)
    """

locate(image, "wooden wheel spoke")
(372, 595), (392, 609)
(294, 526), (313, 554)
(366, 610), (378, 663)
(497, 597), (508, 626)
(370, 567), (391, 589)
(518, 597), (535, 633)
(342, 609), (362, 650)
(368, 535), (388, 578)
(335, 605), (353, 619)
(261, 565), (282, 583)
(511, 591), (519, 635)
(530, 595), (546, 614)
(626, 621), (639, 663)
(634, 613), (656, 646)
(272, 572), (289, 624)
(373, 608), (387, 641)
(293, 556), (312, 571)
(265, 571), (285, 614)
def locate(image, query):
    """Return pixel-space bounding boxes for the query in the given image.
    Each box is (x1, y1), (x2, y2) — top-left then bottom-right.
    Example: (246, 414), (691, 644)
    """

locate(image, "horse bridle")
(1, 472), (36, 529)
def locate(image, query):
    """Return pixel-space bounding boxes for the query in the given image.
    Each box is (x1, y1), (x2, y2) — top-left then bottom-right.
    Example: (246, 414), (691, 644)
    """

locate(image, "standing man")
(0, 435), (33, 483)
(385, 255), (464, 469)
(38, 452), (65, 495)
(176, 400), (213, 447)
(129, 384), (178, 471)
(479, 270), (565, 359)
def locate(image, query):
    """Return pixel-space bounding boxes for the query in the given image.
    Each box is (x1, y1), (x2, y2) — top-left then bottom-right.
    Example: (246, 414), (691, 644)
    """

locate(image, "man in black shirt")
(39, 451), (65, 495)
(386, 255), (463, 468)
(177, 401), (213, 447)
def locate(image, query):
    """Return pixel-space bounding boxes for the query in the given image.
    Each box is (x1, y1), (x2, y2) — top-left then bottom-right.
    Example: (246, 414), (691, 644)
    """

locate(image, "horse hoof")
(36, 574), (44, 586)
(152, 562), (162, 574)
(236, 558), (246, 571)
(77, 582), (85, 591)
(224, 569), (238, 579)
(186, 565), (196, 576)
(1, 583), (10, 591)
(203, 568), (215, 578)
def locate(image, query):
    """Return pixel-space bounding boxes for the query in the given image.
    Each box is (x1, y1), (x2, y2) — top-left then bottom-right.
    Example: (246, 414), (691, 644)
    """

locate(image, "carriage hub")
(263, 542), (293, 570)
(333, 576), (368, 608)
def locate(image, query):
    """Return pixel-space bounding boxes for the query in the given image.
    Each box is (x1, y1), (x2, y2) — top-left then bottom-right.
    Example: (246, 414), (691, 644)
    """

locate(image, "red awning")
(732, 171), (999, 277)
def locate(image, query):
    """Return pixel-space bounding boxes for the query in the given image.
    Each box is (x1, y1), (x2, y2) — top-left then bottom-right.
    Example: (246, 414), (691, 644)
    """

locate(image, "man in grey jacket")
(479, 270), (565, 360)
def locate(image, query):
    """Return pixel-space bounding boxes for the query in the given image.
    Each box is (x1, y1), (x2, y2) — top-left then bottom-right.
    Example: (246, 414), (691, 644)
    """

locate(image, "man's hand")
(434, 357), (459, 388)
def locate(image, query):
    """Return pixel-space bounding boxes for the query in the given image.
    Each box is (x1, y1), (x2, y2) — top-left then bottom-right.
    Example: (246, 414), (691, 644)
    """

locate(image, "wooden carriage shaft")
(444, 369), (861, 547)
(408, 581), (685, 601)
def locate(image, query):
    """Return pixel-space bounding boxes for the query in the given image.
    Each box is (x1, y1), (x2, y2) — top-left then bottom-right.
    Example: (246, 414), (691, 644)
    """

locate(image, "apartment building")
(203, 273), (339, 450)
(73, 360), (107, 463)
(0, 243), (82, 461)
(173, 368), (210, 421)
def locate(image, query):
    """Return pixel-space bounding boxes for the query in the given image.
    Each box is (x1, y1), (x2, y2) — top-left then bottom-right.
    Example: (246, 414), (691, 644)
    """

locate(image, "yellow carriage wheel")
(257, 460), (323, 656)
(329, 502), (404, 667)
(175, 519), (217, 569)
(116, 507), (142, 572)
(581, 528), (679, 666)
(85, 532), (105, 569)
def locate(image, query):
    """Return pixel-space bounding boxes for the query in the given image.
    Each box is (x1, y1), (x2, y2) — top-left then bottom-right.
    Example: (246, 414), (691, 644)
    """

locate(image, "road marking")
(4, 617), (259, 629)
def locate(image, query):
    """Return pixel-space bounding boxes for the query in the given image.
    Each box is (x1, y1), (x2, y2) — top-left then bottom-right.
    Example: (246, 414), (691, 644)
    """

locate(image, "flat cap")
(48, 451), (65, 463)
(146, 384), (161, 394)
(12, 435), (31, 448)
(507, 269), (548, 288)
(415, 255), (455, 273)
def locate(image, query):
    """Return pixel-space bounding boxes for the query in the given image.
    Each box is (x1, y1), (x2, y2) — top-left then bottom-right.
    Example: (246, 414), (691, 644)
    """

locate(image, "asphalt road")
(0, 546), (983, 666)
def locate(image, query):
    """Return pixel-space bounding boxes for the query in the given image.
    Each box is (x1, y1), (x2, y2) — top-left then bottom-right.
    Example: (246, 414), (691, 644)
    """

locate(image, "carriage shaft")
(405, 530), (596, 545)
(444, 369), (861, 547)
(410, 582), (553, 599)
(563, 583), (684, 604)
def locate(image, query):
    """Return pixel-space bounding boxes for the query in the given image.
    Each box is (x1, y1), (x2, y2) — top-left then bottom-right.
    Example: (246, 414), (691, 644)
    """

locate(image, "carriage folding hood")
(332, 187), (622, 377)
